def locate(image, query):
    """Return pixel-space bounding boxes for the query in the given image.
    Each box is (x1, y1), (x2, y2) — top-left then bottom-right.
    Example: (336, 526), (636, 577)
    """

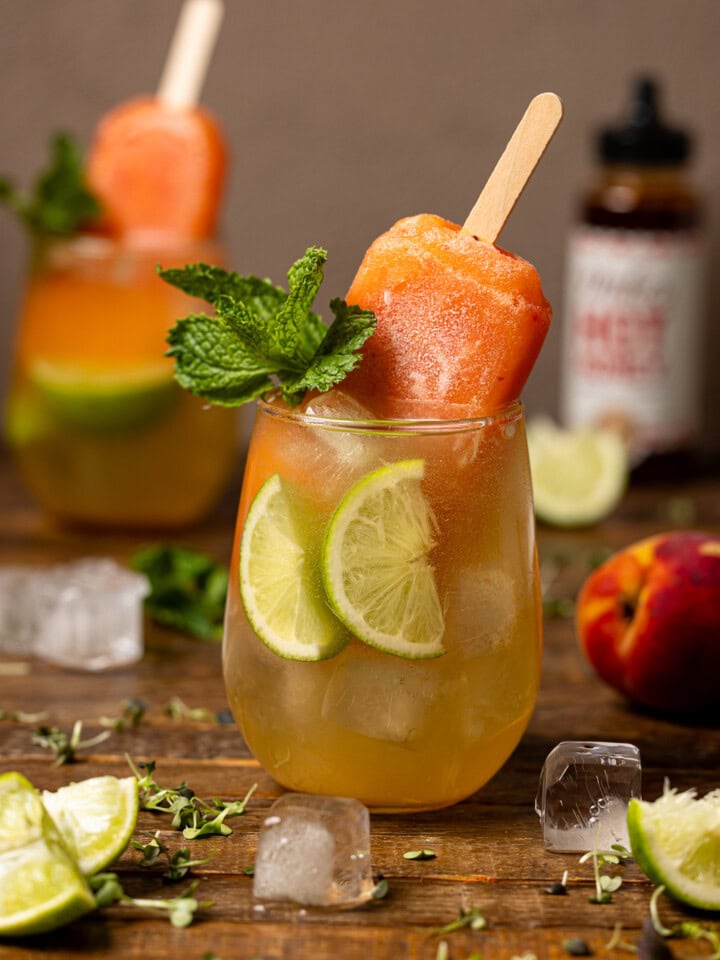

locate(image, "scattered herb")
(562, 938), (592, 956)
(131, 544), (229, 642)
(0, 133), (100, 238)
(0, 707), (48, 723)
(428, 906), (487, 936)
(544, 869), (569, 895)
(403, 849), (437, 861)
(649, 886), (720, 959)
(32, 721), (111, 765)
(371, 876), (389, 900)
(578, 847), (626, 904)
(131, 832), (210, 880)
(605, 923), (638, 954)
(131, 834), (165, 868)
(89, 872), (210, 928)
(243, 865), (255, 877)
(163, 697), (218, 723)
(99, 698), (147, 733)
(126, 755), (256, 839)
(160, 250), (377, 408)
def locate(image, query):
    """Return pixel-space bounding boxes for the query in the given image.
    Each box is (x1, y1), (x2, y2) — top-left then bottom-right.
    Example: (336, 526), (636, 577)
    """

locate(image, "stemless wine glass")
(5, 235), (236, 528)
(223, 392), (542, 812)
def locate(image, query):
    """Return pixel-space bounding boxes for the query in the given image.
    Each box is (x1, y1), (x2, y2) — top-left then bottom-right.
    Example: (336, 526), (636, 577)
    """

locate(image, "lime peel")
(321, 458), (445, 659)
(0, 772), (96, 937)
(42, 775), (139, 876)
(239, 473), (349, 661)
(527, 417), (628, 527)
(628, 784), (720, 911)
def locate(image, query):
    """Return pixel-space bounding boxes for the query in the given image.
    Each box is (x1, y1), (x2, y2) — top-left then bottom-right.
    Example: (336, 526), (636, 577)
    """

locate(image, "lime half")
(42, 775), (139, 876)
(0, 772), (95, 937)
(628, 786), (720, 910)
(30, 359), (177, 432)
(240, 473), (349, 661)
(527, 417), (628, 527)
(321, 459), (445, 659)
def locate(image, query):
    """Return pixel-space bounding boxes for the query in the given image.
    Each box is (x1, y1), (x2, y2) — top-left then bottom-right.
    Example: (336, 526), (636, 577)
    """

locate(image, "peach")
(576, 531), (720, 713)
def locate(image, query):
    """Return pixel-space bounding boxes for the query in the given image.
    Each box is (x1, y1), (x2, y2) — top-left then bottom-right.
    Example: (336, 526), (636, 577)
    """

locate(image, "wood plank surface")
(1, 452), (719, 960)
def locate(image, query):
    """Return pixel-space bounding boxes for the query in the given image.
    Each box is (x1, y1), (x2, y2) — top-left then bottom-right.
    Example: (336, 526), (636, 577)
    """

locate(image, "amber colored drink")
(223, 394), (541, 811)
(6, 236), (236, 528)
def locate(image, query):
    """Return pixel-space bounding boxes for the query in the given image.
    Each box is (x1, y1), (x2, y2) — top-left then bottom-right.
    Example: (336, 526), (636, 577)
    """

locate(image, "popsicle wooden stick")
(157, 0), (225, 110)
(462, 92), (563, 243)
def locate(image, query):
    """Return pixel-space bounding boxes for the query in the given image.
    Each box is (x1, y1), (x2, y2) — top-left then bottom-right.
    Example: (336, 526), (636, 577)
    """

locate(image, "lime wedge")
(30, 359), (177, 432)
(527, 417), (628, 527)
(42, 775), (139, 876)
(0, 772), (95, 937)
(628, 786), (720, 910)
(240, 473), (349, 661)
(321, 459), (445, 659)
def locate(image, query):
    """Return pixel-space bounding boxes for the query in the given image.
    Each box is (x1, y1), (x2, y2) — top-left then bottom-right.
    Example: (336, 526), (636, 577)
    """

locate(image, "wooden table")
(1, 453), (719, 959)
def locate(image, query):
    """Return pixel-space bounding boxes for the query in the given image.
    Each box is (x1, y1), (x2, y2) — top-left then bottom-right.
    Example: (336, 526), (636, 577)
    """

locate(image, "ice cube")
(253, 793), (373, 907)
(33, 559), (149, 671)
(0, 567), (41, 654)
(535, 741), (642, 853)
(321, 652), (439, 745)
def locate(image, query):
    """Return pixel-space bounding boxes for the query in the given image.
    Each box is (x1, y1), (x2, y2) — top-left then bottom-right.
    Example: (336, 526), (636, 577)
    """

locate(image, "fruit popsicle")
(341, 213), (552, 419)
(86, 0), (226, 242)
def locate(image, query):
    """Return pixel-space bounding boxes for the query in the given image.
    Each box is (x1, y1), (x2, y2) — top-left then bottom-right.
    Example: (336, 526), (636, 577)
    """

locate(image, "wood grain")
(0, 452), (719, 959)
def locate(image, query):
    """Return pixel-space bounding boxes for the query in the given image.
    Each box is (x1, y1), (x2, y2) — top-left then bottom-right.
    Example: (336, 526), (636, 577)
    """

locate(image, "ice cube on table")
(33, 559), (149, 671)
(253, 793), (373, 907)
(535, 741), (641, 853)
(0, 567), (42, 654)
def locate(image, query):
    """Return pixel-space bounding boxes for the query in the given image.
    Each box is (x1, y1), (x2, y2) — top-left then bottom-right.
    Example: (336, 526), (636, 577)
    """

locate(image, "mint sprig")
(160, 247), (376, 406)
(1, 133), (101, 237)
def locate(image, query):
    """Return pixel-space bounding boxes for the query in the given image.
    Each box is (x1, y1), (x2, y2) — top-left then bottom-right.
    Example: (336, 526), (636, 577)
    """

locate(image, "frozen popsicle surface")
(341, 214), (552, 419)
(87, 96), (227, 242)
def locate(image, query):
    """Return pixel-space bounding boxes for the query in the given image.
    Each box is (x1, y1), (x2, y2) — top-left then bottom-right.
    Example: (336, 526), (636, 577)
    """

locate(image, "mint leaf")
(157, 263), (287, 323)
(283, 298), (377, 399)
(161, 248), (376, 407)
(1, 133), (100, 237)
(167, 313), (278, 406)
(131, 545), (228, 642)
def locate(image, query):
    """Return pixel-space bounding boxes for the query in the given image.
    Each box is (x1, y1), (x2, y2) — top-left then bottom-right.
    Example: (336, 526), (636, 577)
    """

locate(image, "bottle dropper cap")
(599, 77), (691, 165)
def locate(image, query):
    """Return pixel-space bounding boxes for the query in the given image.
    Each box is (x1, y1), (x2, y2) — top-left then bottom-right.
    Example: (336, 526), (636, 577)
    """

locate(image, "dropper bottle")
(561, 77), (704, 478)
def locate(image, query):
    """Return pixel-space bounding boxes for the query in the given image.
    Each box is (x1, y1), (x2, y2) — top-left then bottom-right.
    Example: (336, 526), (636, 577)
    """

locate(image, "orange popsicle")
(341, 213), (552, 419)
(86, 96), (227, 242)
(86, 0), (226, 243)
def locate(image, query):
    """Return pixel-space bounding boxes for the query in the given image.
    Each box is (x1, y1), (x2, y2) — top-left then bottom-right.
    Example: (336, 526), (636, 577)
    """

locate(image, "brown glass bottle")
(562, 78), (705, 483)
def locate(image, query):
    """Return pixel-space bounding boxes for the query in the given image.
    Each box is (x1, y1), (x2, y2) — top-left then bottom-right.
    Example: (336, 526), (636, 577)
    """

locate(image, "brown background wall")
(1, 0), (719, 449)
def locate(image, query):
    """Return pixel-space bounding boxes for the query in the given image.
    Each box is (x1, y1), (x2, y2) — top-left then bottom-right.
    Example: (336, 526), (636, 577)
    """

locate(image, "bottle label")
(561, 226), (704, 459)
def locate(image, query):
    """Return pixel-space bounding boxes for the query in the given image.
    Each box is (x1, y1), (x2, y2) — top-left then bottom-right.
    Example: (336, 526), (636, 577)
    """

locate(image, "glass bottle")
(561, 77), (704, 478)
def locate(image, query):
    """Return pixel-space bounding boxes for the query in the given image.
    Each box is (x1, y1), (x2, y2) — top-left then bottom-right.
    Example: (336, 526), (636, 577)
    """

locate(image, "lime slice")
(30, 359), (177, 432)
(527, 417), (628, 527)
(0, 772), (95, 937)
(240, 473), (349, 661)
(42, 775), (139, 876)
(321, 459), (445, 659)
(627, 786), (720, 910)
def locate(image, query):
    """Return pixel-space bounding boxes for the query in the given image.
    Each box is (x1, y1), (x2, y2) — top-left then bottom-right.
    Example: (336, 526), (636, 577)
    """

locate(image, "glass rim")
(257, 392), (524, 435)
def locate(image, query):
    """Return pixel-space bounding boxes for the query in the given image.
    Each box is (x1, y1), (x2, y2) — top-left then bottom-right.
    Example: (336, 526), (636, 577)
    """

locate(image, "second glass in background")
(5, 236), (237, 529)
